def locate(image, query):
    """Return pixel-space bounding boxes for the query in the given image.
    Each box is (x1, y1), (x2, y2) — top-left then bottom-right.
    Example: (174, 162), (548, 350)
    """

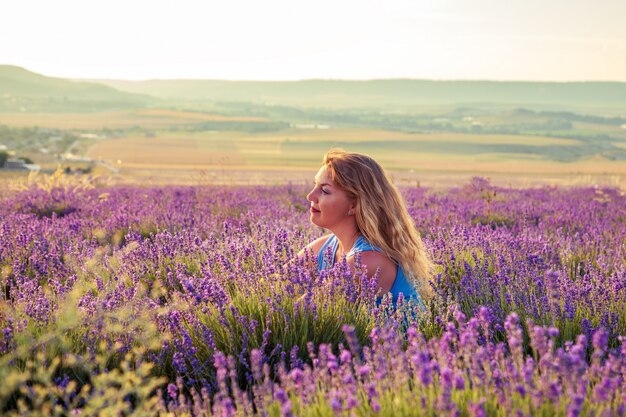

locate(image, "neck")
(331, 224), (361, 258)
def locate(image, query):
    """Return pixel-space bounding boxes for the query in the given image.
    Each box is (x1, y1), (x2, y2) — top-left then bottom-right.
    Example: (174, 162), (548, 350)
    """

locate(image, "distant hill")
(0, 65), (150, 111)
(94, 78), (626, 112)
(3, 65), (626, 114)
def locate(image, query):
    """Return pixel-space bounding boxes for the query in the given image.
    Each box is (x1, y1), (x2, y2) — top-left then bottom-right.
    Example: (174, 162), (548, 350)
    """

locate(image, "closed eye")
(313, 180), (330, 195)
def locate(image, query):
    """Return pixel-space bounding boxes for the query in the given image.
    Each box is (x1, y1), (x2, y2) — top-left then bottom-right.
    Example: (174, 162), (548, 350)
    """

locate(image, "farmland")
(2, 65), (626, 188)
(83, 127), (626, 187)
(2, 111), (626, 187)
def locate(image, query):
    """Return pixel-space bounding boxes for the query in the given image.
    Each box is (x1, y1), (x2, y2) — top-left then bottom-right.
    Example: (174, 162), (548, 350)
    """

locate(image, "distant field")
(83, 127), (626, 188)
(572, 122), (626, 137)
(256, 128), (582, 146)
(2, 106), (625, 188)
(88, 132), (246, 165)
(0, 109), (269, 129)
(87, 128), (581, 166)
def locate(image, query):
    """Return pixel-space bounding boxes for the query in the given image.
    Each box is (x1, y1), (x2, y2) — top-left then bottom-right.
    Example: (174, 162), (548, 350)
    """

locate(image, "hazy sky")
(1, 0), (625, 81)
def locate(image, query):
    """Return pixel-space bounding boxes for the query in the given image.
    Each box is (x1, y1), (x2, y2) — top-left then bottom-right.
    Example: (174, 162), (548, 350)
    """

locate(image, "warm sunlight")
(1, 0), (625, 81)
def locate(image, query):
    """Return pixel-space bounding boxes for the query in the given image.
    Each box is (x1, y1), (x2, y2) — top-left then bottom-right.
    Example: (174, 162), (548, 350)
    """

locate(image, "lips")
(310, 207), (320, 213)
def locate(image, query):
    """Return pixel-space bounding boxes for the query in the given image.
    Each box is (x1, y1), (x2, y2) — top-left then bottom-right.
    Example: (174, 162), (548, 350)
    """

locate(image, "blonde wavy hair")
(322, 148), (434, 300)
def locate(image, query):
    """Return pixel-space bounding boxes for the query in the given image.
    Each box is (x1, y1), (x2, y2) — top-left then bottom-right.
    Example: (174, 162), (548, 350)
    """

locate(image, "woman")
(298, 149), (433, 306)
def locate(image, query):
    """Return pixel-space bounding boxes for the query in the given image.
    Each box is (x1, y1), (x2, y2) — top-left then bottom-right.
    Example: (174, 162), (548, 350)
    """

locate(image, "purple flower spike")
(167, 383), (178, 400)
(468, 398), (487, 417)
(592, 328), (609, 353)
(274, 388), (288, 403)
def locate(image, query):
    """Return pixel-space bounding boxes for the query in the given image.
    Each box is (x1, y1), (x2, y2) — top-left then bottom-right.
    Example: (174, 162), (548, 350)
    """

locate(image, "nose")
(306, 188), (316, 202)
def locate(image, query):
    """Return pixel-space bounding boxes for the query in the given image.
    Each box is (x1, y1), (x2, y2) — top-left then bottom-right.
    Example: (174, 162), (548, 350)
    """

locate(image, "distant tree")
(19, 156), (34, 164)
(0, 151), (7, 167)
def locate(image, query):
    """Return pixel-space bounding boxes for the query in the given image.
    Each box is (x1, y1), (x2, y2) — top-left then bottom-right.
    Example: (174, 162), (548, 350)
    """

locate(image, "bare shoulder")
(350, 251), (398, 293)
(297, 234), (332, 259)
(358, 251), (397, 272)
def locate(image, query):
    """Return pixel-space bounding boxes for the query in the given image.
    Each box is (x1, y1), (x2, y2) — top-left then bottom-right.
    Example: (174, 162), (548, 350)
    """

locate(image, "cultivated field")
(83, 127), (626, 188)
(2, 106), (626, 188)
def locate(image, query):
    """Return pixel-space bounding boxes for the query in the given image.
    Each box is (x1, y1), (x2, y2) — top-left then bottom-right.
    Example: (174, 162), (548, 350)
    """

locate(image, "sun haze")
(1, 0), (625, 81)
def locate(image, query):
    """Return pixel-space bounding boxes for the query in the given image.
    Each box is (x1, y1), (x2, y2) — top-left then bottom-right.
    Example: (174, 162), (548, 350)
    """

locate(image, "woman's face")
(306, 165), (355, 229)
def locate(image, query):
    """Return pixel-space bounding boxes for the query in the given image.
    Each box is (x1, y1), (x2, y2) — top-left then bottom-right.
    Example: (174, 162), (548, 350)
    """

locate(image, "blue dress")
(317, 234), (424, 307)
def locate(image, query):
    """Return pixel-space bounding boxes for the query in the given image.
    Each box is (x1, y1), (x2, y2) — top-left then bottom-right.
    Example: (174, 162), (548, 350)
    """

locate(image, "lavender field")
(0, 177), (625, 416)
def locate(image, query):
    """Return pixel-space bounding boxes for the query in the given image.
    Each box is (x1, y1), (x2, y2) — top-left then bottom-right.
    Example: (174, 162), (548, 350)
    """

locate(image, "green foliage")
(0, 287), (166, 416)
(27, 202), (76, 219)
(174, 276), (375, 389)
(471, 213), (516, 229)
(0, 350), (165, 416)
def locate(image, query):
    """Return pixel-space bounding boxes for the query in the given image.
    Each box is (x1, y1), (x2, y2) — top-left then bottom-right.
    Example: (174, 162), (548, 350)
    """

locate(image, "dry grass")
(84, 166), (626, 189)
(2, 164), (625, 189)
(87, 132), (245, 165)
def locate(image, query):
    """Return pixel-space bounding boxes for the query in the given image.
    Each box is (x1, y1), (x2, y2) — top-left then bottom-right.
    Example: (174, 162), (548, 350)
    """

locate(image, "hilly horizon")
(93, 76), (626, 113)
(0, 65), (149, 112)
(2, 65), (626, 114)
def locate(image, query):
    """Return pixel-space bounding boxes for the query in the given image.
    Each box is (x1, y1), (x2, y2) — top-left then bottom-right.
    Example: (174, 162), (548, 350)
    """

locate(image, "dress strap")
(346, 235), (384, 258)
(317, 234), (338, 270)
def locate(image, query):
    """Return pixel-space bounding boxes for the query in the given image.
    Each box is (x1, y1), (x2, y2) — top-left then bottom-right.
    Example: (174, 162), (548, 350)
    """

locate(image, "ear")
(348, 199), (357, 214)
